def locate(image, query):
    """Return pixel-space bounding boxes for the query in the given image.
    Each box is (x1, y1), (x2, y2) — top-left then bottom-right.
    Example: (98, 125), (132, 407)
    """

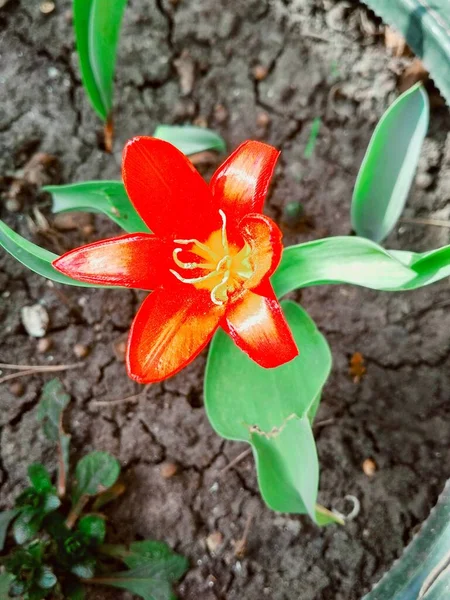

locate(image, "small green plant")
(0, 379), (188, 599)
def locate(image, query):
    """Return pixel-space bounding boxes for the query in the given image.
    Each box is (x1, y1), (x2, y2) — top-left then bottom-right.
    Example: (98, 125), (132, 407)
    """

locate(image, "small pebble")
(256, 111), (270, 128)
(160, 462), (178, 479)
(214, 103), (228, 123)
(40, 1), (55, 13)
(73, 343), (89, 359)
(415, 172), (433, 189)
(362, 458), (377, 477)
(37, 337), (52, 353)
(9, 382), (25, 397)
(206, 531), (223, 553)
(21, 304), (49, 338)
(252, 64), (269, 81)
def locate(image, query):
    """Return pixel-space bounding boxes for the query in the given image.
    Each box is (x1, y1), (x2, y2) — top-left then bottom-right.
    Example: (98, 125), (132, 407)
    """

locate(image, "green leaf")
(72, 452), (120, 505)
(42, 494), (61, 513)
(205, 300), (332, 520)
(420, 566), (450, 600)
(154, 125), (226, 156)
(73, 0), (127, 121)
(0, 220), (104, 288)
(304, 117), (322, 159)
(13, 509), (40, 545)
(78, 515), (106, 544)
(272, 237), (450, 298)
(37, 379), (71, 497)
(360, 0), (450, 106)
(37, 567), (57, 590)
(351, 83), (429, 243)
(0, 509), (19, 551)
(106, 541), (188, 579)
(362, 479), (450, 599)
(28, 464), (52, 494)
(44, 181), (150, 234)
(88, 546), (188, 600)
(0, 573), (14, 597)
(65, 578), (86, 600)
(71, 559), (96, 580)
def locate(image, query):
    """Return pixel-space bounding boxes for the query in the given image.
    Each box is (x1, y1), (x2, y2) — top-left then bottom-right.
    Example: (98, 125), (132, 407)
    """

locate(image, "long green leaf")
(352, 83), (429, 243)
(44, 181), (150, 233)
(37, 379), (71, 496)
(421, 566), (450, 600)
(272, 237), (450, 297)
(363, 479), (450, 599)
(361, 0), (450, 105)
(73, 0), (127, 121)
(204, 300), (334, 521)
(0, 220), (104, 288)
(154, 125), (226, 156)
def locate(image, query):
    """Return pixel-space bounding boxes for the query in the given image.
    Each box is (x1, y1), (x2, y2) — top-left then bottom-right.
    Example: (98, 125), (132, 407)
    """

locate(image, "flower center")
(169, 210), (253, 306)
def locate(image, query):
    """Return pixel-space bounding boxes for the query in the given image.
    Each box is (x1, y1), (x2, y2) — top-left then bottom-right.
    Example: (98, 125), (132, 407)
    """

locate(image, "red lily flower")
(53, 137), (299, 383)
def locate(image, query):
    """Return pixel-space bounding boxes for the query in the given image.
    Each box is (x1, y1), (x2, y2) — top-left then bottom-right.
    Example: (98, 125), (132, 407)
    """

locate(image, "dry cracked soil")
(1, 0), (450, 599)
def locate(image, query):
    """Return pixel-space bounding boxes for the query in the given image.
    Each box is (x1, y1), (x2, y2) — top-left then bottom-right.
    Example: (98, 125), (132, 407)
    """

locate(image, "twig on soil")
(399, 217), (450, 228)
(90, 384), (151, 407)
(0, 362), (83, 384)
(219, 447), (252, 476)
(313, 418), (335, 429)
(234, 510), (255, 559)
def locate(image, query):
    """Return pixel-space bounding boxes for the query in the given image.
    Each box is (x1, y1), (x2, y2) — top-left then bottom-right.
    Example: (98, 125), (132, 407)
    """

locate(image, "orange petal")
(223, 285), (299, 368)
(127, 287), (225, 383)
(210, 141), (280, 223)
(53, 234), (172, 289)
(238, 213), (283, 291)
(122, 136), (220, 240)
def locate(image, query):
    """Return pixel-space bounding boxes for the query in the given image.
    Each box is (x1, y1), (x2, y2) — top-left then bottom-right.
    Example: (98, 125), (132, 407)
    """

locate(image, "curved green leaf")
(72, 451), (120, 505)
(204, 300), (333, 520)
(73, 0), (127, 121)
(361, 0), (450, 105)
(272, 237), (450, 297)
(44, 181), (150, 233)
(154, 125), (226, 155)
(0, 509), (19, 551)
(352, 83), (429, 243)
(363, 479), (450, 599)
(0, 220), (104, 288)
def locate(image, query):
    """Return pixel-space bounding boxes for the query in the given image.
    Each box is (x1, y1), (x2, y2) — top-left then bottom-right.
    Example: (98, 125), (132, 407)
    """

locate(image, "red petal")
(210, 141), (280, 222)
(223, 284), (298, 368)
(52, 234), (172, 289)
(239, 213), (283, 292)
(127, 287), (225, 383)
(122, 137), (219, 239)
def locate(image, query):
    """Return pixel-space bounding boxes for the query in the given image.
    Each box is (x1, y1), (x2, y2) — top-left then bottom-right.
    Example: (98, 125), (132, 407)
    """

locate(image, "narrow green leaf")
(154, 125), (226, 156)
(73, 0), (127, 120)
(0, 509), (19, 551)
(37, 379), (71, 496)
(71, 560), (96, 580)
(304, 117), (322, 159)
(363, 479), (450, 599)
(361, 0), (450, 106)
(72, 452), (120, 505)
(272, 237), (450, 298)
(88, 547), (188, 600)
(205, 301), (332, 519)
(44, 181), (150, 234)
(78, 515), (106, 544)
(28, 464), (52, 494)
(352, 83), (429, 242)
(0, 220), (105, 288)
(421, 566), (450, 600)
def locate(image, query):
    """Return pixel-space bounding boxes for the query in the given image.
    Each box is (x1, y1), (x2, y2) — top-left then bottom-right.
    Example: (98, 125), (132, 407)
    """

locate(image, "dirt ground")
(1, 1), (450, 599)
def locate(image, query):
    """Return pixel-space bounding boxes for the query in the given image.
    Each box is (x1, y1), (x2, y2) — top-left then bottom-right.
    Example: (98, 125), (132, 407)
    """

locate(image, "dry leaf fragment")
(384, 26), (410, 57)
(399, 59), (429, 93)
(349, 352), (366, 383)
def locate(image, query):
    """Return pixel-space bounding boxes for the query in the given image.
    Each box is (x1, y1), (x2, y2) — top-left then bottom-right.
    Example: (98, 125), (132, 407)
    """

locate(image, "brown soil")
(1, 1), (449, 599)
